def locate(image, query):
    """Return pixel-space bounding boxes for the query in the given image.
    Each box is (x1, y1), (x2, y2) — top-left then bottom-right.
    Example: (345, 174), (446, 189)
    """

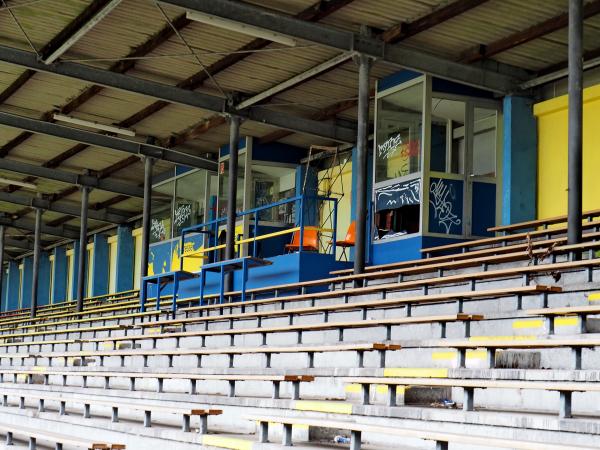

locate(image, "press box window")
(375, 82), (423, 184)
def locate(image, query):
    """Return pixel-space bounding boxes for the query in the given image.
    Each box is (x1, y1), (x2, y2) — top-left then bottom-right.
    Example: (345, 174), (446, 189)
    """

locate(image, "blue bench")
(140, 270), (199, 314)
(199, 256), (271, 305)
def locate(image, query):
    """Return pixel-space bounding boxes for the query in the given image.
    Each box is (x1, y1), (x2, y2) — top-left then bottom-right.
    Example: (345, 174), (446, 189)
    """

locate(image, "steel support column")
(76, 186), (90, 312)
(353, 53), (371, 280)
(30, 203), (43, 318)
(568, 0), (584, 250)
(140, 153), (154, 280)
(225, 115), (240, 291)
(0, 225), (4, 311)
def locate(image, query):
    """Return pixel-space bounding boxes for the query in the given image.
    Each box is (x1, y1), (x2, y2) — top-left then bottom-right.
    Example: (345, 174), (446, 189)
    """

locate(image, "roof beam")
(0, 1), (123, 109)
(5, 238), (33, 251)
(41, 0), (122, 64)
(0, 216), (79, 240)
(122, 0), (354, 137)
(167, 0), (495, 144)
(160, 0), (519, 93)
(0, 158), (144, 198)
(0, 192), (130, 224)
(381, 0), (490, 43)
(0, 45), (356, 143)
(0, 111), (216, 170)
(462, 0), (600, 63)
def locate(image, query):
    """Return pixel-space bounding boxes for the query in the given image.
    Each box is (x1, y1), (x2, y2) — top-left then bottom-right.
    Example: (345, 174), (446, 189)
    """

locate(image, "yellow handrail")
(181, 226), (334, 257)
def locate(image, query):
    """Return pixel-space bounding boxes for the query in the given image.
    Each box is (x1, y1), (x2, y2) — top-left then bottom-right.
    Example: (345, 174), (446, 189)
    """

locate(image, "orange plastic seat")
(335, 221), (356, 260)
(285, 227), (319, 253)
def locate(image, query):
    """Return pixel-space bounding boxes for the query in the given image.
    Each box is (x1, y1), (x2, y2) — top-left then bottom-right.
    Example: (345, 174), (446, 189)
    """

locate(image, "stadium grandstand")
(0, 0), (598, 448)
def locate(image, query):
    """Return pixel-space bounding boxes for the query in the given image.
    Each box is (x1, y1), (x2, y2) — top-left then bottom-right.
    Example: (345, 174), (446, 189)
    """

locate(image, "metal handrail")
(179, 194), (338, 270)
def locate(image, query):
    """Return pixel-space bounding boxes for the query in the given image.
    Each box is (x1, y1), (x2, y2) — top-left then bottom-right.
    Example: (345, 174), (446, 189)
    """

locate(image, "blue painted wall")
(471, 181), (496, 237)
(38, 252), (51, 306)
(116, 226), (134, 293)
(52, 247), (67, 303)
(295, 165), (318, 227)
(20, 256), (32, 309)
(70, 241), (80, 301)
(502, 96), (537, 225)
(0, 265), (7, 311)
(92, 234), (109, 297)
(145, 252), (351, 301)
(6, 261), (19, 311)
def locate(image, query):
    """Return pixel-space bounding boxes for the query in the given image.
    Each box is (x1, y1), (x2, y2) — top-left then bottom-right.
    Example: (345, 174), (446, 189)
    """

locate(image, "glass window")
(150, 181), (174, 244)
(375, 82), (423, 183)
(218, 152), (246, 218)
(472, 107), (497, 177)
(251, 164), (296, 223)
(173, 170), (207, 237)
(430, 97), (466, 174)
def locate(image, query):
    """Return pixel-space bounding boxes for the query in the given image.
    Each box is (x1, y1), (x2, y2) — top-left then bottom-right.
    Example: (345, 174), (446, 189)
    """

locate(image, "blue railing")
(179, 194), (339, 269)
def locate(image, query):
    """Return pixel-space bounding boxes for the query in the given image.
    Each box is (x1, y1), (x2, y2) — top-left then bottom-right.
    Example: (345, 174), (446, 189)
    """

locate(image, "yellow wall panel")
(535, 84), (600, 219)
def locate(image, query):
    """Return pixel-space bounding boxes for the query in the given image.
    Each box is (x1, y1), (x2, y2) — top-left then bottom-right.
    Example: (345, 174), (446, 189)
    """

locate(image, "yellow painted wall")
(534, 83), (600, 219)
(319, 160), (352, 259)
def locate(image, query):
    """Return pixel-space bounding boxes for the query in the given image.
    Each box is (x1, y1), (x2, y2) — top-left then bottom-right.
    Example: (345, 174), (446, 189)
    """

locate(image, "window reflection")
(375, 82), (423, 183)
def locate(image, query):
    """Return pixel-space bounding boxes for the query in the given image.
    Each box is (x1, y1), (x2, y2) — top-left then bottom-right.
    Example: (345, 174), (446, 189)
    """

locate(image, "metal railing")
(179, 194), (338, 270)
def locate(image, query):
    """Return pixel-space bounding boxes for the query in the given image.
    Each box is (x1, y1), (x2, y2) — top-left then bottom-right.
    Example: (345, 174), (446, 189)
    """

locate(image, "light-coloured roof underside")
(0, 0), (595, 249)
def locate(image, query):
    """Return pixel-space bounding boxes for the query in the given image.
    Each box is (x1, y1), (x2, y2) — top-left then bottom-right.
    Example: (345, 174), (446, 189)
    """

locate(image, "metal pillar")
(76, 186), (89, 312)
(30, 203), (43, 318)
(225, 115), (240, 291)
(353, 53), (371, 279)
(0, 225), (4, 311)
(567, 0), (583, 250)
(140, 152), (155, 280)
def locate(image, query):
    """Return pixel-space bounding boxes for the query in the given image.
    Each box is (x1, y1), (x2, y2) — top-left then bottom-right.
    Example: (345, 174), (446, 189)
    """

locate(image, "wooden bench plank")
(422, 218), (600, 254)
(247, 415), (594, 449)
(331, 233), (600, 276)
(488, 208), (600, 233)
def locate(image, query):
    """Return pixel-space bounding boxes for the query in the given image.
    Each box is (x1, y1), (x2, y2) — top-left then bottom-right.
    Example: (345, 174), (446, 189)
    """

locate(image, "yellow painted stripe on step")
(512, 320), (543, 329)
(100, 342), (113, 350)
(201, 435), (254, 450)
(588, 293), (600, 301)
(432, 350), (487, 360)
(294, 400), (353, 414)
(555, 316), (579, 327)
(146, 327), (162, 334)
(33, 366), (46, 372)
(383, 368), (448, 378)
(469, 335), (537, 341)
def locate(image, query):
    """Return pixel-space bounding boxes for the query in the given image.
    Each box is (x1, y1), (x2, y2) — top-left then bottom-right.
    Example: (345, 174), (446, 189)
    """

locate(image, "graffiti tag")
(377, 134), (403, 159)
(429, 180), (461, 234)
(150, 219), (167, 240)
(375, 178), (420, 211)
(174, 203), (192, 227)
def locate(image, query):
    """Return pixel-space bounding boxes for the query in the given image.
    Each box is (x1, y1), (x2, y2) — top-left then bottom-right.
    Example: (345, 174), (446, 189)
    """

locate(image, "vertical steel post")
(141, 153), (154, 280)
(568, 0), (583, 250)
(0, 225), (4, 311)
(353, 53), (371, 279)
(30, 202), (43, 318)
(76, 186), (89, 312)
(225, 115), (240, 291)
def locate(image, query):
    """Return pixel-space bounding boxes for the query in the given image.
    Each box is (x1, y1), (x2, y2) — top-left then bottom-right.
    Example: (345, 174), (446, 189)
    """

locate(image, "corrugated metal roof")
(0, 0), (593, 250)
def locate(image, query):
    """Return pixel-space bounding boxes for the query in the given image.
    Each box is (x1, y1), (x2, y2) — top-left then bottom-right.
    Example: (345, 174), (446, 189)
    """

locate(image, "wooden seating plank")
(247, 415), (594, 450)
(488, 208), (600, 233)
(331, 233), (600, 276)
(422, 218), (600, 253)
